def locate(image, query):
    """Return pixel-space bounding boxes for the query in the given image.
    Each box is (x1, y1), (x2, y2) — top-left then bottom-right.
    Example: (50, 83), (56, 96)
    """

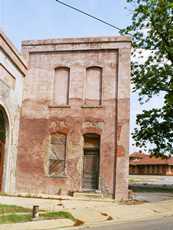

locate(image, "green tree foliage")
(122, 0), (173, 156)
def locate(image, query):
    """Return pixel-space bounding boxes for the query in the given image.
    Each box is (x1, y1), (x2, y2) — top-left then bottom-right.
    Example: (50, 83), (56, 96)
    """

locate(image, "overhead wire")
(55, 0), (123, 32)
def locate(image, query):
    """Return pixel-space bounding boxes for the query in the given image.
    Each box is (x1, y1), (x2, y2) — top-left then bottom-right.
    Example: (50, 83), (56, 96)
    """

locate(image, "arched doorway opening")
(82, 134), (100, 191)
(0, 106), (9, 191)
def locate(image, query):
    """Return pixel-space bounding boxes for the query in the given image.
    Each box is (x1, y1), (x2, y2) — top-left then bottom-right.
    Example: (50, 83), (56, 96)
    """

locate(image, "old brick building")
(16, 36), (131, 200)
(129, 152), (173, 176)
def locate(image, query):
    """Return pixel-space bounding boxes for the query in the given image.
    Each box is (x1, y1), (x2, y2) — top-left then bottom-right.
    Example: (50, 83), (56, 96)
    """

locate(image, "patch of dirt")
(100, 212), (108, 216)
(119, 199), (148, 205)
(152, 209), (160, 213)
(73, 219), (85, 226)
(107, 216), (113, 221)
(57, 203), (63, 206)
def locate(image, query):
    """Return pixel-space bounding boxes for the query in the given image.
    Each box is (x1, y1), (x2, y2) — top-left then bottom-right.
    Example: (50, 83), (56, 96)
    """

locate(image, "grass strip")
(0, 213), (32, 224)
(40, 211), (75, 221)
(0, 204), (31, 214)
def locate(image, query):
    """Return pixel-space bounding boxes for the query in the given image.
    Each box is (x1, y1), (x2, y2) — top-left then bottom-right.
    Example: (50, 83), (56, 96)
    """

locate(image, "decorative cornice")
(0, 30), (27, 76)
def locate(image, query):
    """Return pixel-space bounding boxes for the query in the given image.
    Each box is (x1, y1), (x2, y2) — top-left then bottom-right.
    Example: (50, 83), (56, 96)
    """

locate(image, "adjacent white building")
(0, 30), (27, 193)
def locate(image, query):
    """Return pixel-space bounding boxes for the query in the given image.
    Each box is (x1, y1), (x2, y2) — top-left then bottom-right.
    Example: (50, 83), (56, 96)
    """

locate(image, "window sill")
(47, 175), (68, 179)
(81, 105), (104, 109)
(48, 105), (71, 108)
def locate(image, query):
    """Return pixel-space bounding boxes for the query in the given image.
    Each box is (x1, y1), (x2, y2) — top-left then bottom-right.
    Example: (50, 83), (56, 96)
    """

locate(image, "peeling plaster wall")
(16, 36), (131, 199)
(0, 31), (26, 193)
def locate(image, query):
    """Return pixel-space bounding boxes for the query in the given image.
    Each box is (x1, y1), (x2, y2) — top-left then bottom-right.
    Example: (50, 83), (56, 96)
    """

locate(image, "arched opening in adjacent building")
(82, 134), (100, 190)
(0, 106), (9, 191)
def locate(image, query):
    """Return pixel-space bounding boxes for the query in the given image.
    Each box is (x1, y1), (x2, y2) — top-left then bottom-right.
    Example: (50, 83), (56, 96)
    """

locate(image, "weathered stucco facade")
(0, 31), (27, 193)
(16, 36), (131, 200)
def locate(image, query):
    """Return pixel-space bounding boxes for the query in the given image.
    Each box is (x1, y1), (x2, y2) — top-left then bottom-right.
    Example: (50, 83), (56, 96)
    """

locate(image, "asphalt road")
(129, 175), (173, 185)
(82, 216), (173, 230)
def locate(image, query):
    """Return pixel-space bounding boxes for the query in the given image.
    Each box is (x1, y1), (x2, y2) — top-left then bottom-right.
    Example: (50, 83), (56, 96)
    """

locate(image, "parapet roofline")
(22, 35), (131, 47)
(0, 29), (27, 76)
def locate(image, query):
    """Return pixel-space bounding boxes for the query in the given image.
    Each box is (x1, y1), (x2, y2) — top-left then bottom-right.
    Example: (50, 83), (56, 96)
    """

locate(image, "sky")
(0, 0), (132, 48)
(0, 0), (148, 152)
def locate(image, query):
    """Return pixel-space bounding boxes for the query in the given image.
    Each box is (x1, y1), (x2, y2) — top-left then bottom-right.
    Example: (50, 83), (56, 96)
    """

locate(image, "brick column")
(115, 47), (131, 200)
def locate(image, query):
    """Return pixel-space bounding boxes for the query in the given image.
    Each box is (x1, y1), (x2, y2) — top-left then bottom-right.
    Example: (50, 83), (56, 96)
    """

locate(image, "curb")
(61, 212), (173, 230)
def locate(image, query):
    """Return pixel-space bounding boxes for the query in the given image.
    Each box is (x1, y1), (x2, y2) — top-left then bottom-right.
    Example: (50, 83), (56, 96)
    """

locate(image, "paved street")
(1, 194), (173, 230)
(134, 192), (173, 202)
(129, 175), (173, 186)
(82, 216), (173, 230)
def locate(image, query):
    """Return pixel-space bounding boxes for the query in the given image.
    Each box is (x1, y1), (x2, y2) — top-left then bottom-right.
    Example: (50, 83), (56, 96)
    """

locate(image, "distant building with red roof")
(129, 152), (173, 176)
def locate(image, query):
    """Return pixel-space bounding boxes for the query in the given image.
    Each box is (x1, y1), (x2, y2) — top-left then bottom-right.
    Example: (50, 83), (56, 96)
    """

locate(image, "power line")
(55, 0), (122, 32)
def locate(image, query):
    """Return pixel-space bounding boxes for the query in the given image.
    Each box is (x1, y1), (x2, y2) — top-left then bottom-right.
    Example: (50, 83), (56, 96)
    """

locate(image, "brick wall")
(16, 36), (131, 200)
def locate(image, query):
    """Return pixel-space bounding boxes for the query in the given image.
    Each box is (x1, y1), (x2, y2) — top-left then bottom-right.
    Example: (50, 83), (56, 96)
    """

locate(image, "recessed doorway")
(82, 134), (100, 191)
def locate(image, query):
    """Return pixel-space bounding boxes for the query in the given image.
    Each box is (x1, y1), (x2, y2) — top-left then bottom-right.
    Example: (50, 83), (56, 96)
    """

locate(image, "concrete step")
(73, 192), (104, 199)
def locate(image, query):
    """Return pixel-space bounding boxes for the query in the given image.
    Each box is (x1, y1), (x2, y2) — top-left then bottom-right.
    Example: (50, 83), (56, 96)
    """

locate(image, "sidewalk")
(0, 194), (173, 229)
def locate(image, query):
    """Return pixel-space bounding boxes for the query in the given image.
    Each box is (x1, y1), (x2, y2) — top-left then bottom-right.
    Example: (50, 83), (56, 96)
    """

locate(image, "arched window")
(85, 67), (102, 105)
(83, 133), (100, 150)
(53, 67), (70, 105)
(48, 133), (67, 177)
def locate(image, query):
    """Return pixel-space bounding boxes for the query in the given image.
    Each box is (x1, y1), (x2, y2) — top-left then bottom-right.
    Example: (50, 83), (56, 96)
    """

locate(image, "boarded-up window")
(54, 67), (69, 105)
(48, 133), (66, 177)
(85, 67), (102, 105)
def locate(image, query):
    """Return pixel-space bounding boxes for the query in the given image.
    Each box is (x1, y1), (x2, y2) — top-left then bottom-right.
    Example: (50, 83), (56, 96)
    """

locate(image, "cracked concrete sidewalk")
(0, 195), (173, 229)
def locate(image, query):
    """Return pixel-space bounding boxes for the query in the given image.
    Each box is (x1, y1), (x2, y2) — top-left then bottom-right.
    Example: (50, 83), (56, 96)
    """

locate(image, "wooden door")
(82, 149), (99, 190)
(0, 141), (4, 190)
